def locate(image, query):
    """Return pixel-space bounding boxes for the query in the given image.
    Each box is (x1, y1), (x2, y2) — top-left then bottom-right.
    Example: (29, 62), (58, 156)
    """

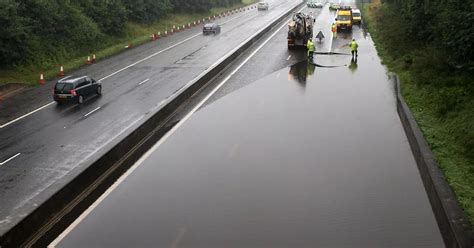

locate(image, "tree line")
(0, 0), (242, 67)
(370, 0), (474, 158)
(375, 0), (474, 70)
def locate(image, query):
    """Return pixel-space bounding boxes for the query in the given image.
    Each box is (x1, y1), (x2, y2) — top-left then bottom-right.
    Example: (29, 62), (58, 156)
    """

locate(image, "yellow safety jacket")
(350, 41), (358, 51)
(307, 40), (315, 52)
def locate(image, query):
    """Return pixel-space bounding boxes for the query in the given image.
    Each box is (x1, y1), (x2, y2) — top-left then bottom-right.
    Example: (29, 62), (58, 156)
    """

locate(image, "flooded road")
(53, 2), (444, 247)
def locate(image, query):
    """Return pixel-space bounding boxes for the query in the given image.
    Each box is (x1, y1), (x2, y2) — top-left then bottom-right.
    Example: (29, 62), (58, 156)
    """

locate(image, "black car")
(203, 23), (221, 35)
(53, 76), (101, 104)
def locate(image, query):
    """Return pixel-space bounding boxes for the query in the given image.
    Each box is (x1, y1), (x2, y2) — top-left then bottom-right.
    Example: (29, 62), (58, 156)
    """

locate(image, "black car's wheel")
(78, 95), (84, 104)
(55, 100), (63, 105)
(97, 86), (102, 95)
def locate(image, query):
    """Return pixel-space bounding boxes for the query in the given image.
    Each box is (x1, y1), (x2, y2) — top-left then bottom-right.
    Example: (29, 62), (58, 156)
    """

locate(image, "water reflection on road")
(57, 56), (444, 247)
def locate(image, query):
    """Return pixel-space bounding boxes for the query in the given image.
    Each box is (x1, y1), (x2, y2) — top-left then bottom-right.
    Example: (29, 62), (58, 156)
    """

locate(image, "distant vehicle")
(203, 23), (221, 35)
(53, 76), (101, 104)
(307, 0), (323, 8)
(329, 2), (341, 10)
(336, 7), (353, 30)
(257, 2), (269, 11)
(352, 9), (362, 24)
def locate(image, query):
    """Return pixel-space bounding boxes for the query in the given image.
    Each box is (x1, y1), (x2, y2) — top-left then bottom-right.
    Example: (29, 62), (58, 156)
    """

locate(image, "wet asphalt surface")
(0, 0), (301, 235)
(55, 2), (444, 247)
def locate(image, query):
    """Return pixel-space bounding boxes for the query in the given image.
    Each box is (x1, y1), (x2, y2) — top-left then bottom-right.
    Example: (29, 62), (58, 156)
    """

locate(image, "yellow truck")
(352, 9), (362, 24)
(335, 6), (352, 31)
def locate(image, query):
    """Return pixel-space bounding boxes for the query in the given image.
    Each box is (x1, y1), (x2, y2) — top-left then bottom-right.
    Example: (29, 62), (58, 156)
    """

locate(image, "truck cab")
(336, 6), (353, 31)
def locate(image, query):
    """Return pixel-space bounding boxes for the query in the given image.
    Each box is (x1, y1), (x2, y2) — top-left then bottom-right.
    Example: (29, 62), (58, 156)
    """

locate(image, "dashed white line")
(0, 102), (55, 129)
(0, 9), (258, 130)
(84, 107), (101, 117)
(0, 153), (21, 166)
(286, 55), (291, 60)
(138, 79), (150, 85)
(50, 5), (304, 245)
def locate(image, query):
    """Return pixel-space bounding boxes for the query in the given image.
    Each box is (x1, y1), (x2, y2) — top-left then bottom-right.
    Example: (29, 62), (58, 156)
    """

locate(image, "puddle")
(57, 58), (444, 247)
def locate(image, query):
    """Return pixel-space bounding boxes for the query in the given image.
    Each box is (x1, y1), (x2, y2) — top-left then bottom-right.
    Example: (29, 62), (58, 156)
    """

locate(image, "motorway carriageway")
(51, 1), (445, 247)
(0, 0), (302, 238)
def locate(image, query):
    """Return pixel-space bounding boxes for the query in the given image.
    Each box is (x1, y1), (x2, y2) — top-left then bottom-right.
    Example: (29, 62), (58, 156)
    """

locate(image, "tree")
(0, 0), (29, 66)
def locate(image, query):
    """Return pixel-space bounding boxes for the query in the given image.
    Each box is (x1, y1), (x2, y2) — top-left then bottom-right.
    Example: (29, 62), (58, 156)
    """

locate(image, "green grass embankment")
(0, 0), (256, 86)
(360, 1), (474, 224)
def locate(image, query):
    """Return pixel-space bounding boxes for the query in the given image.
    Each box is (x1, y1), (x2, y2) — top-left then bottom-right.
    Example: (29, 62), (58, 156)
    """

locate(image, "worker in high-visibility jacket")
(331, 22), (337, 38)
(349, 38), (358, 58)
(307, 38), (315, 60)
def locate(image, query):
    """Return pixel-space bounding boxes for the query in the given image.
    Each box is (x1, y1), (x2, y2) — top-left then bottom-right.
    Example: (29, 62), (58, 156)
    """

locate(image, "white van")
(257, 2), (269, 11)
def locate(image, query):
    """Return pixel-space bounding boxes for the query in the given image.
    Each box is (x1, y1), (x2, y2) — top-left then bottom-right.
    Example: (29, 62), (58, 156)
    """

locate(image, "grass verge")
(0, 0), (257, 86)
(360, 1), (474, 225)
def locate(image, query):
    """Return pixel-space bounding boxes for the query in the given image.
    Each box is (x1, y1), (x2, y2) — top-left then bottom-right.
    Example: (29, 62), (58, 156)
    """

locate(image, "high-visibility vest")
(307, 40), (315, 52)
(350, 41), (358, 51)
(331, 24), (337, 32)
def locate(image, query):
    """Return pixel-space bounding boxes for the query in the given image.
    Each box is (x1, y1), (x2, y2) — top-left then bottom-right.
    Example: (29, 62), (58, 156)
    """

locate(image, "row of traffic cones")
(37, 4), (258, 85)
(38, 54), (97, 84)
(152, 4), (255, 38)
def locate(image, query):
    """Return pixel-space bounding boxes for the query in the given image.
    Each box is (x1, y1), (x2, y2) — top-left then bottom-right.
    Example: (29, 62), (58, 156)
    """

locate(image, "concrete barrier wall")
(0, 2), (304, 247)
(394, 75), (473, 248)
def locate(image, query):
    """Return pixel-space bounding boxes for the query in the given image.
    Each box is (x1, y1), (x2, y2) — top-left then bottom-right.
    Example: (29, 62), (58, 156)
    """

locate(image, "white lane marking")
(286, 55), (291, 60)
(0, 102), (55, 129)
(170, 227), (187, 248)
(0, 9), (256, 130)
(0, 153), (21, 166)
(138, 79), (150, 85)
(84, 107), (101, 117)
(96, 8), (252, 83)
(50, 5), (304, 245)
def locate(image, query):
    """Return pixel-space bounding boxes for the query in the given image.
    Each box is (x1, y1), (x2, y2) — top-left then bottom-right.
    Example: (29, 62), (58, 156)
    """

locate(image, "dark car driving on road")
(53, 76), (101, 104)
(203, 23), (221, 35)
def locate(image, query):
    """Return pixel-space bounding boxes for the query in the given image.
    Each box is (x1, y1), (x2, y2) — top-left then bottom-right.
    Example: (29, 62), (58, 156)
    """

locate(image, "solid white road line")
(0, 153), (21, 166)
(138, 79), (150, 85)
(50, 5), (305, 246)
(84, 107), (101, 117)
(0, 9), (257, 130)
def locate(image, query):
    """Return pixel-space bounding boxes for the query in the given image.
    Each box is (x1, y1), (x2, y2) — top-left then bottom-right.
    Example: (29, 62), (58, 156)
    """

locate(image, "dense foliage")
(365, 0), (474, 223)
(375, 0), (474, 69)
(0, 0), (242, 67)
(371, 0), (474, 136)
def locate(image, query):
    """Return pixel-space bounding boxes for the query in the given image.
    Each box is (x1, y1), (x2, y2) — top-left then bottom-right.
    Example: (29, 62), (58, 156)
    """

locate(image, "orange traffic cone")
(164, 30), (168, 36)
(86, 56), (92, 65)
(39, 73), (46, 85)
(58, 65), (65, 77)
(92, 54), (96, 63)
(157, 32), (161, 39)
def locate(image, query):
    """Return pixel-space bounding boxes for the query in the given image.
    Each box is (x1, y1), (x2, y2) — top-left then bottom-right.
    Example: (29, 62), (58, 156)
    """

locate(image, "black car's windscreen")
(55, 83), (74, 91)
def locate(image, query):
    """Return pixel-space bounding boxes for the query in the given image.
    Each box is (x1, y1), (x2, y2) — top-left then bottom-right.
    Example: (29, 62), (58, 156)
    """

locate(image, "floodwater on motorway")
(56, 38), (444, 247)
